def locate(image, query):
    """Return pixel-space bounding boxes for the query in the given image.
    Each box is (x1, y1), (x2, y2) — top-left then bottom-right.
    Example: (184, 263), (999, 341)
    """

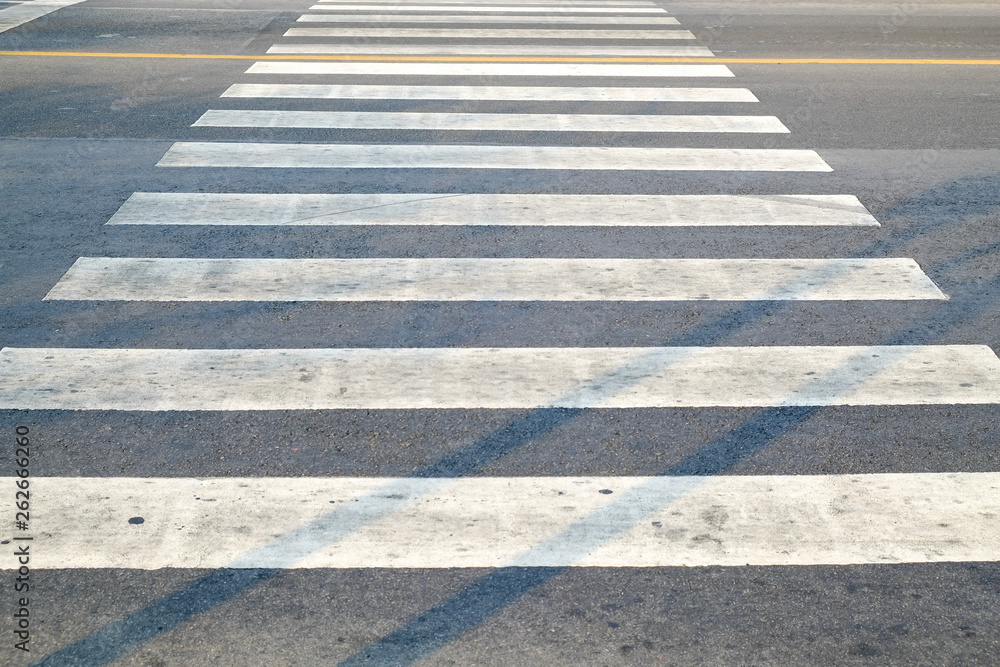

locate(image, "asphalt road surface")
(2, 0), (1000, 664)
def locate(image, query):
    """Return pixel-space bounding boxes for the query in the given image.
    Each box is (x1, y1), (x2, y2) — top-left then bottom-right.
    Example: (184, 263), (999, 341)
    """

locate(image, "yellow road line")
(2, 50), (1000, 65)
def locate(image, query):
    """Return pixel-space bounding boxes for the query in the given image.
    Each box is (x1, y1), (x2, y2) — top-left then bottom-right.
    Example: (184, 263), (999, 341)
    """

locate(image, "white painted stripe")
(297, 14), (681, 24)
(265, 44), (714, 57)
(283, 28), (696, 39)
(315, 0), (661, 5)
(106, 194), (877, 227)
(302, 5), (669, 13)
(45, 258), (942, 302)
(1, 345), (997, 410)
(0, 0), (86, 34)
(221, 84), (758, 102)
(193, 110), (787, 133)
(245, 61), (734, 77)
(317, 1), (659, 6)
(8, 473), (1000, 569)
(157, 143), (831, 172)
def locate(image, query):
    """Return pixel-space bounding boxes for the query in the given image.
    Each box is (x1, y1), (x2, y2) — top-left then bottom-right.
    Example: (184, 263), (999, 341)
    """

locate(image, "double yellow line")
(2, 50), (1000, 65)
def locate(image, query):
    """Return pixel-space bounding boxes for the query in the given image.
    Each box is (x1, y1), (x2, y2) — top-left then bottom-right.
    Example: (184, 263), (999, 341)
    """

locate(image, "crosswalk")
(104, 193), (877, 226)
(220, 82), (757, 100)
(157, 143), (829, 170)
(265, 43), (714, 55)
(191, 110), (789, 132)
(282, 27), (698, 38)
(24, 473), (1000, 568)
(4, 0), (1000, 661)
(304, 5), (671, 13)
(46, 258), (943, 301)
(0, 0), (86, 34)
(243, 60), (734, 75)
(5, 345), (999, 409)
(295, 14), (681, 23)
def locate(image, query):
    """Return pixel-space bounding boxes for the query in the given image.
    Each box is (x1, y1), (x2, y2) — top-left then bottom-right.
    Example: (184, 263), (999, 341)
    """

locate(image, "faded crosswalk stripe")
(193, 110), (787, 133)
(314, 0), (663, 5)
(296, 14), (681, 24)
(0, 0), (87, 34)
(282, 27), (697, 39)
(265, 43), (715, 56)
(245, 61), (734, 77)
(105, 193), (877, 227)
(303, 5), (670, 13)
(313, 0), (663, 5)
(8, 474), (1000, 568)
(157, 143), (831, 171)
(220, 84), (757, 101)
(44, 258), (944, 302)
(2, 346), (998, 410)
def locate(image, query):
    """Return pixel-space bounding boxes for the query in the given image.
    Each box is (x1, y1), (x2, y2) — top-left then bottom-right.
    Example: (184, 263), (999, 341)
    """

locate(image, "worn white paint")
(45, 258), (944, 302)
(1, 345), (998, 410)
(157, 143), (830, 171)
(297, 14), (681, 24)
(193, 110), (786, 133)
(315, 0), (661, 5)
(302, 5), (669, 13)
(220, 84), (757, 102)
(265, 43), (714, 56)
(7, 474), (1000, 568)
(0, 0), (87, 34)
(245, 61), (733, 77)
(106, 194), (875, 227)
(283, 27), (695, 39)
